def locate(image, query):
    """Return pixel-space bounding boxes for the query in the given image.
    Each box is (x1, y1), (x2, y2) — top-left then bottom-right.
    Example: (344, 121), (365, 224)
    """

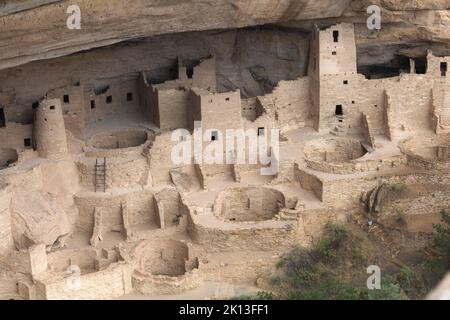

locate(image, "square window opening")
(127, 92), (133, 101)
(335, 105), (343, 116)
(90, 100), (96, 109)
(106, 96), (112, 104)
(24, 138), (31, 147)
(258, 127), (265, 136)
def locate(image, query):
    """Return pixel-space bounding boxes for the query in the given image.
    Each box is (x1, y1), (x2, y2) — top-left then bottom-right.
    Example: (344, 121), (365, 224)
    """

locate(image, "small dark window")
(343, 80), (348, 85)
(127, 92), (133, 101)
(258, 127), (265, 136)
(333, 30), (339, 43)
(186, 66), (194, 79)
(0, 108), (5, 128)
(211, 130), (218, 141)
(352, 101), (355, 104)
(332, 51), (337, 55)
(49, 106), (55, 110)
(63, 94), (70, 103)
(32, 101), (39, 109)
(106, 96), (112, 104)
(441, 62), (447, 77)
(225, 97), (230, 101)
(24, 138), (31, 147)
(90, 100), (96, 109)
(335, 105), (343, 116)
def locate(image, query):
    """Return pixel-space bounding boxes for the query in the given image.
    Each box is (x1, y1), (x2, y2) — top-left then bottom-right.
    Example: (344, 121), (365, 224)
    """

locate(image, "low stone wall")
(295, 164), (323, 200)
(400, 136), (450, 170)
(85, 129), (154, 158)
(132, 269), (201, 295)
(304, 155), (406, 175)
(38, 262), (132, 300)
(47, 248), (98, 273)
(188, 213), (297, 253)
(77, 156), (149, 190)
(304, 137), (366, 163)
(74, 189), (157, 232)
(213, 186), (285, 222)
(130, 239), (201, 294)
(84, 143), (147, 159)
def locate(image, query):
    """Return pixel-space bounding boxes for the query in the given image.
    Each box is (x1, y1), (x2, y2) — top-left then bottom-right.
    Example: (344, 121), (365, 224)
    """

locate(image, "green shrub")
(397, 266), (414, 292)
(287, 277), (366, 300)
(391, 183), (407, 192)
(367, 276), (405, 300)
(428, 210), (450, 278)
(395, 208), (407, 226)
(312, 222), (348, 263)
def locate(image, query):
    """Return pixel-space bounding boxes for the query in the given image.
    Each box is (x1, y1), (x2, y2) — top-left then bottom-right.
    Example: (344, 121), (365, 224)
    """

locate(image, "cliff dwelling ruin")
(1, 1), (450, 301)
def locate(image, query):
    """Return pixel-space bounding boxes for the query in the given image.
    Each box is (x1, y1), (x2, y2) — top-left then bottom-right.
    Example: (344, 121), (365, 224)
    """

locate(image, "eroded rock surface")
(0, 0), (449, 70)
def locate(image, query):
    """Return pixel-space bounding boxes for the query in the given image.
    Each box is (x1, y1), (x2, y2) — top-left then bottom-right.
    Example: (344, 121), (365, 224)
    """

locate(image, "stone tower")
(34, 98), (68, 159)
(308, 23), (358, 131)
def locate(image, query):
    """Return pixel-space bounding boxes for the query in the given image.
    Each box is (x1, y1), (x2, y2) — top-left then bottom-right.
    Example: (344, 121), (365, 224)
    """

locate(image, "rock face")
(1, 0), (449, 70)
(0, 28), (310, 115)
(0, 0), (353, 70)
(10, 191), (71, 249)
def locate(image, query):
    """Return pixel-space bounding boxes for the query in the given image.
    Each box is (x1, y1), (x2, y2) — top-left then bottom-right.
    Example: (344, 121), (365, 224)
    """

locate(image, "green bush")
(428, 210), (450, 278)
(287, 277), (366, 300)
(391, 183), (407, 192)
(312, 222), (348, 263)
(367, 276), (405, 300)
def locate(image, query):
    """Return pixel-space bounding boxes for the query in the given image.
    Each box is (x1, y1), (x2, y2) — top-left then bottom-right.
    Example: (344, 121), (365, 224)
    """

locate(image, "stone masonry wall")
(0, 185), (13, 256)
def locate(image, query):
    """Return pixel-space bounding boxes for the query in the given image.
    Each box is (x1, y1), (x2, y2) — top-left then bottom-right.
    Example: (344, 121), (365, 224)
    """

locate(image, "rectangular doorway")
(0, 108), (5, 128)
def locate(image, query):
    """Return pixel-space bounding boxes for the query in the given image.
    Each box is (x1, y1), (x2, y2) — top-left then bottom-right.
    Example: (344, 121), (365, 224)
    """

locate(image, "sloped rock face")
(10, 191), (71, 249)
(1, 0), (444, 71)
(0, 28), (310, 113)
(0, 1), (450, 96)
(0, 0), (353, 69)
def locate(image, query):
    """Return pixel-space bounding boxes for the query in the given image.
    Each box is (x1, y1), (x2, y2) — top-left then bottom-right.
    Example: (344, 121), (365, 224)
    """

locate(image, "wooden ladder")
(95, 157), (106, 192)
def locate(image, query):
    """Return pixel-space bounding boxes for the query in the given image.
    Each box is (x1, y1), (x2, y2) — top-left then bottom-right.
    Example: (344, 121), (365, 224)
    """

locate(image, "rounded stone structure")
(34, 99), (68, 159)
(132, 240), (201, 295)
(142, 240), (189, 276)
(0, 148), (18, 170)
(304, 137), (367, 163)
(88, 129), (149, 150)
(214, 187), (285, 222)
(400, 135), (450, 170)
